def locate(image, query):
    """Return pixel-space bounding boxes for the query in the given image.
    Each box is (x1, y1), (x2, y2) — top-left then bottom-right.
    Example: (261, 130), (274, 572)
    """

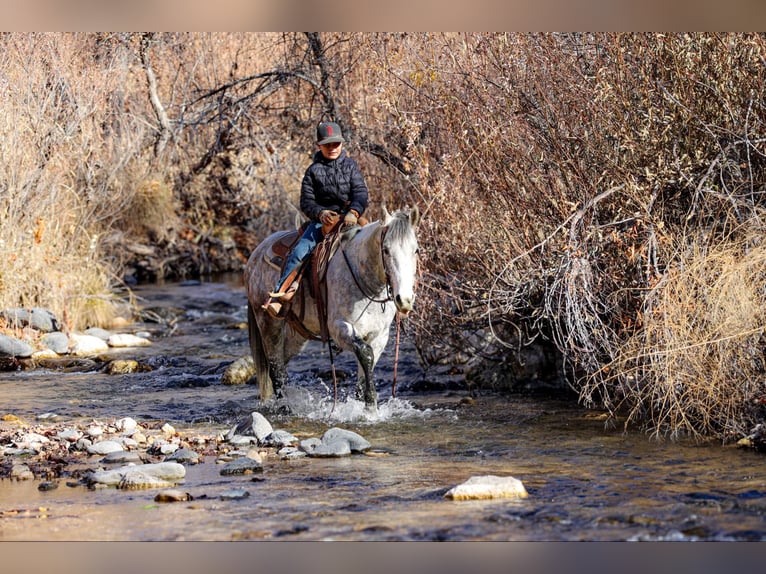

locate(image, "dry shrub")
(593, 226), (766, 440)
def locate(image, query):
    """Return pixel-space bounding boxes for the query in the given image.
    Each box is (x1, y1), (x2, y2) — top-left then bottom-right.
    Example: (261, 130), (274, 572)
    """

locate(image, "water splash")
(264, 383), (442, 424)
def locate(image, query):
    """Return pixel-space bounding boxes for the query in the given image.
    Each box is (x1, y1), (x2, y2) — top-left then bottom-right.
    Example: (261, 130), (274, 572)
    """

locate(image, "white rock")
(90, 462), (186, 486)
(57, 429), (83, 442)
(108, 333), (152, 347)
(444, 475), (528, 500)
(87, 440), (124, 455)
(86, 426), (104, 438)
(116, 417), (138, 432)
(69, 333), (110, 356)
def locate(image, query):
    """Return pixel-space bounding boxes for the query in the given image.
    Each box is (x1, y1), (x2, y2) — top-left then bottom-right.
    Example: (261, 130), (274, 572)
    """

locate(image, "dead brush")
(590, 226), (766, 440)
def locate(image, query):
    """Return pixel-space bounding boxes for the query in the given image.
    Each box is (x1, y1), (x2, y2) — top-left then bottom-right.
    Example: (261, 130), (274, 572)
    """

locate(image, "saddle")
(265, 222), (347, 343)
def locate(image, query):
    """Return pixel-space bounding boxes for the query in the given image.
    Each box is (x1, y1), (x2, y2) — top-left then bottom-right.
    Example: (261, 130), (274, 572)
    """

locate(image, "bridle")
(340, 225), (393, 306)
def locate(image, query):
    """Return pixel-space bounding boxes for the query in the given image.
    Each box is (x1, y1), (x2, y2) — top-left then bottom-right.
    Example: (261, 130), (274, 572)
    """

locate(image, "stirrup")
(262, 301), (284, 320)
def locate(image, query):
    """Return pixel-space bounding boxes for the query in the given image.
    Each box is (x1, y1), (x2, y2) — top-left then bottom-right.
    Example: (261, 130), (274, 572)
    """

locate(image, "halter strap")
(340, 225), (392, 305)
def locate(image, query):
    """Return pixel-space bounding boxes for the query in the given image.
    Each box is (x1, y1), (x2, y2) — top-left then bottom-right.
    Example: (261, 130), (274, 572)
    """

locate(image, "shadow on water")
(1, 278), (766, 541)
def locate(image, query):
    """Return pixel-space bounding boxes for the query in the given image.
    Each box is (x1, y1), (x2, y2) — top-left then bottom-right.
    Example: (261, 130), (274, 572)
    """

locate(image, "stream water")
(1, 277), (765, 542)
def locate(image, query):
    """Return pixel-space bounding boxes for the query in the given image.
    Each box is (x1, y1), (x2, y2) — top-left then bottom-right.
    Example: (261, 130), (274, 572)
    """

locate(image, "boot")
(262, 299), (284, 319)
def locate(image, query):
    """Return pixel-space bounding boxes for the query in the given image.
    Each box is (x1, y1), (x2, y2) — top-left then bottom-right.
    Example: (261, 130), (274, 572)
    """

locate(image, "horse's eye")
(382, 247), (390, 256)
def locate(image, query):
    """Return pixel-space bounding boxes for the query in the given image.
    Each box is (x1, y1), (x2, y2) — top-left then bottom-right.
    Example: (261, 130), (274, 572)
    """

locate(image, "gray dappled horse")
(244, 206), (420, 414)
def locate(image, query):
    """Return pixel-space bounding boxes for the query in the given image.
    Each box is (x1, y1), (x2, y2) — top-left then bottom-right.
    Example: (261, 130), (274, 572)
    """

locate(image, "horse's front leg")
(333, 321), (378, 413)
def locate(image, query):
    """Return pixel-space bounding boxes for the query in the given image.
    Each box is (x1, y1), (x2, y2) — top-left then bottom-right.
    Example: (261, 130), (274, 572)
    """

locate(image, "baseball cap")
(316, 121), (346, 145)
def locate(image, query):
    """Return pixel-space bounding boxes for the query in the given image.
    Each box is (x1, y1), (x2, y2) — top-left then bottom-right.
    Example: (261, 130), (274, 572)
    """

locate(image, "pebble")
(264, 429), (298, 447)
(220, 489), (250, 500)
(116, 417), (138, 432)
(86, 426), (104, 438)
(220, 457), (263, 476)
(444, 475), (529, 500)
(226, 412), (273, 443)
(164, 448), (201, 465)
(155, 489), (193, 503)
(38, 481), (59, 492)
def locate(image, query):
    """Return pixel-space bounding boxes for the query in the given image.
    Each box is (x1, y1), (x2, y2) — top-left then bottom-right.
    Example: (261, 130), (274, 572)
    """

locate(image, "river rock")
(101, 451), (142, 464)
(309, 439), (352, 458)
(116, 417), (138, 432)
(118, 471), (177, 490)
(0, 334), (34, 358)
(1, 308), (59, 332)
(155, 489), (193, 502)
(105, 360), (143, 374)
(69, 334), (109, 356)
(84, 327), (112, 340)
(444, 475), (529, 500)
(321, 428), (371, 453)
(15, 432), (49, 450)
(226, 411), (273, 443)
(165, 448), (201, 465)
(220, 489), (250, 500)
(40, 332), (70, 354)
(221, 356), (256, 385)
(87, 440), (124, 455)
(57, 428), (83, 442)
(299, 438), (322, 453)
(264, 429), (298, 447)
(108, 333), (152, 347)
(220, 457), (263, 476)
(89, 462), (186, 487)
(10, 463), (34, 480)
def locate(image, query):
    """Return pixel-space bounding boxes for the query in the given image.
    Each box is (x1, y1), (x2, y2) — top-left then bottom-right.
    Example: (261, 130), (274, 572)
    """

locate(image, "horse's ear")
(382, 203), (392, 225)
(409, 205), (420, 228)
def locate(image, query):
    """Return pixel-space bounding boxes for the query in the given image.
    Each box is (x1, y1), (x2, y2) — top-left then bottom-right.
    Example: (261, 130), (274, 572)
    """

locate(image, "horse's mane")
(383, 210), (414, 244)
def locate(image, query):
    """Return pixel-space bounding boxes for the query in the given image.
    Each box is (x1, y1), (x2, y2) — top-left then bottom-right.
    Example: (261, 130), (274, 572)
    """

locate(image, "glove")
(319, 210), (338, 226)
(344, 210), (359, 226)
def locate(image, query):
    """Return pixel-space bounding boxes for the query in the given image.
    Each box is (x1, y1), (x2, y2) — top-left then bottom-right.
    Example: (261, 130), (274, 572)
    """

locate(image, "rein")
(340, 225), (392, 306)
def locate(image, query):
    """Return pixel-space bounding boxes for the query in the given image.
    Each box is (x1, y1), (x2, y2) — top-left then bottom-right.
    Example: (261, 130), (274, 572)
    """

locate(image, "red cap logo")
(326, 125), (334, 136)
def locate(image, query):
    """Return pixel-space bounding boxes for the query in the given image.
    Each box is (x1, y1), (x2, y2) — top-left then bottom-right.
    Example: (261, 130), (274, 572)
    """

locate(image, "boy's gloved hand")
(344, 210), (359, 226)
(320, 210), (338, 226)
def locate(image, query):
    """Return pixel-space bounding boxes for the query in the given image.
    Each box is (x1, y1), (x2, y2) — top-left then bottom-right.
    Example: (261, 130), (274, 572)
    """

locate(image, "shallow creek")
(1, 278), (765, 541)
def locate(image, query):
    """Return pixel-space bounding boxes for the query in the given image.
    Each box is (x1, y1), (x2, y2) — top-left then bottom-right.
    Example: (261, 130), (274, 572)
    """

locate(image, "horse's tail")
(247, 301), (273, 401)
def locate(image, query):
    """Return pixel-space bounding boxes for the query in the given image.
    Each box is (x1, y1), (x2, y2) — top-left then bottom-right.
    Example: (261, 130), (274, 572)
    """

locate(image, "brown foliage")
(3, 32), (766, 438)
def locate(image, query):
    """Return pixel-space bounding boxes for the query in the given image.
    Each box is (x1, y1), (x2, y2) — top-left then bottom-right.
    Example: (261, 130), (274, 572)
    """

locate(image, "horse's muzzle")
(394, 294), (414, 315)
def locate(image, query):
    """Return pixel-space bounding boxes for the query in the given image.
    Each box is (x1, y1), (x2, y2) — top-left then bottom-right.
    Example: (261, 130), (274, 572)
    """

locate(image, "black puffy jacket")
(299, 150), (369, 221)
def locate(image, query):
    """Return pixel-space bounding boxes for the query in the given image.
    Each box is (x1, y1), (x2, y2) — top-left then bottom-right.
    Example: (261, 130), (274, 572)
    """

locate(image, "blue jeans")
(274, 221), (324, 291)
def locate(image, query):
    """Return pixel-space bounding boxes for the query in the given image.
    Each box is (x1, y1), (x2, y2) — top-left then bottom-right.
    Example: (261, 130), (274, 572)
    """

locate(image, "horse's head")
(381, 205), (420, 315)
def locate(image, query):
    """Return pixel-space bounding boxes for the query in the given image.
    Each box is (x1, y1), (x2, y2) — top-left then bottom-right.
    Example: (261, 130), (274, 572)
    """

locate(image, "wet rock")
(101, 451), (142, 464)
(444, 475), (529, 500)
(15, 432), (49, 450)
(40, 331), (70, 354)
(118, 471), (176, 490)
(10, 463), (34, 480)
(221, 356), (256, 385)
(105, 360), (143, 375)
(309, 439), (352, 458)
(321, 428), (371, 453)
(108, 333), (152, 347)
(89, 462), (186, 487)
(279, 447), (307, 460)
(86, 425), (104, 438)
(87, 440), (124, 455)
(38, 481), (59, 492)
(220, 457), (263, 476)
(148, 440), (178, 455)
(165, 448), (201, 465)
(32, 348), (61, 361)
(155, 489), (193, 502)
(69, 334), (109, 356)
(161, 423), (176, 437)
(226, 412), (273, 443)
(264, 429), (298, 447)
(226, 435), (257, 447)
(220, 489), (250, 500)
(299, 438), (322, 453)
(0, 334), (34, 358)
(74, 438), (93, 451)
